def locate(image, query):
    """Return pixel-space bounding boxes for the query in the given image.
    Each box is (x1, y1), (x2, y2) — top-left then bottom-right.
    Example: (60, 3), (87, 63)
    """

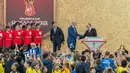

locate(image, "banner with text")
(6, 0), (54, 33)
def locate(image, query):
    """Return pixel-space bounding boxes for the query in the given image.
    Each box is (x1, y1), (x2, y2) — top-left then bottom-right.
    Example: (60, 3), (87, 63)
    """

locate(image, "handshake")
(77, 36), (83, 40)
(77, 36), (80, 39)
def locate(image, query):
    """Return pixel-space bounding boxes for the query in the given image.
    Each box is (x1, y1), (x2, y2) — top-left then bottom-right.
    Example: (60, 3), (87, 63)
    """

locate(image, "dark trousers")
(53, 41), (61, 52)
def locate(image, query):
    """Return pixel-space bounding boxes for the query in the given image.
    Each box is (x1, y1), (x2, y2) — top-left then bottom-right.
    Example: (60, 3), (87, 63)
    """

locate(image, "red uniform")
(23, 30), (32, 45)
(20, 29), (24, 44)
(3, 31), (12, 47)
(0, 30), (3, 47)
(33, 29), (43, 44)
(10, 28), (14, 33)
(31, 29), (35, 35)
(20, 29), (24, 34)
(12, 30), (23, 44)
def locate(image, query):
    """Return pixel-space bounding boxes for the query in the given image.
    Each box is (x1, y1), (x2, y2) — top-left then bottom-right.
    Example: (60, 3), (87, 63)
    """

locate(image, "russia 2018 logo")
(24, 0), (36, 16)
(6, 0), (54, 34)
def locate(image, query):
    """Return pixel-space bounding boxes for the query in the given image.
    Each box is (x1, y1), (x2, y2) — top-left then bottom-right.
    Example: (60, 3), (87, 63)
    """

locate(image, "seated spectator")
(24, 61), (34, 73)
(101, 51), (115, 71)
(0, 36), (130, 73)
(71, 64), (76, 73)
(42, 53), (53, 73)
(90, 67), (96, 73)
(73, 51), (81, 62)
(76, 56), (90, 73)
(11, 63), (20, 73)
(15, 56), (25, 73)
(29, 43), (42, 58)
(33, 62), (42, 73)
(66, 51), (74, 65)
(22, 45), (30, 61)
(29, 43), (37, 58)
(41, 66), (48, 73)
(109, 54), (117, 72)
(35, 46), (42, 57)
(62, 63), (71, 73)
(2, 52), (9, 62)
(0, 57), (4, 73)
(4, 53), (16, 73)
(95, 58), (104, 73)
(121, 70), (128, 73)
(116, 60), (128, 73)
(53, 64), (62, 73)
(103, 67), (114, 73)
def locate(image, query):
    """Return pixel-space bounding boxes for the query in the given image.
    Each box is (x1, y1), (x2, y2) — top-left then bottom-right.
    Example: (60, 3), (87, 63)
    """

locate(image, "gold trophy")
(28, 0), (34, 4)
(24, 0), (36, 16)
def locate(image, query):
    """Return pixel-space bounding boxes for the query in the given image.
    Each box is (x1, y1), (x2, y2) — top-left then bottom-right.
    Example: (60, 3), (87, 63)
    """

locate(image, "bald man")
(67, 21), (81, 52)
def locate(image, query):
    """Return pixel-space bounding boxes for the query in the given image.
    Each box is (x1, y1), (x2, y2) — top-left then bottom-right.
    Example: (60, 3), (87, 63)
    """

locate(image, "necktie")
(89, 29), (91, 33)
(74, 27), (76, 33)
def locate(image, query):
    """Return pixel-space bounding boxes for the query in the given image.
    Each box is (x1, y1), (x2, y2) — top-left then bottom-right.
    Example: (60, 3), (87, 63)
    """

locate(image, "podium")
(81, 37), (106, 51)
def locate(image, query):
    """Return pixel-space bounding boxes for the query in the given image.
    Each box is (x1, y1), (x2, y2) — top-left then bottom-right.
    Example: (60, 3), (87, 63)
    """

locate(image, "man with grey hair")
(67, 21), (81, 52)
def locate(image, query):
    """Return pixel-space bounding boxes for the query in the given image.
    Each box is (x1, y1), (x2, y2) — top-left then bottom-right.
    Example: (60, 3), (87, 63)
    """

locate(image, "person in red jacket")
(3, 26), (12, 49)
(31, 23), (36, 30)
(12, 23), (23, 50)
(0, 25), (3, 52)
(19, 23), (25, 46)
(31, 23), (36, 42)
(33, 23), (44, 46)
(19, 22), (24, 33)
(23, 23), (32, 50)
(8, 22), (14, 33)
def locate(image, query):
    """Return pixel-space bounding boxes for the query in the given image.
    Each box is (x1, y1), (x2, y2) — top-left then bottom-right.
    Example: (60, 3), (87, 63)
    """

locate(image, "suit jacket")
(67, 25), (80, 44)
(50, 27), (64, 43)
(80, 28), (97, 39)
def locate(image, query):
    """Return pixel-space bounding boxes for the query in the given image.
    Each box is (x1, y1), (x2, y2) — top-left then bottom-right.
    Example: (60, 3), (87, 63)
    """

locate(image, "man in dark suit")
(50, 21), (64, 52)
(67, 21), (81, 52)
(80, 23), (97, 39)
